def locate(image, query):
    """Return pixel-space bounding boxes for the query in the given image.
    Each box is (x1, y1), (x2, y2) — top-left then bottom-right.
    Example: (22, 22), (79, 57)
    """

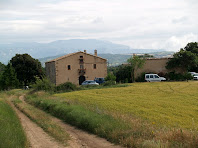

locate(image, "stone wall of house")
(47, 52), (107, 86)
(45, 61), (56, 84)
(135, 58), (185, 79)
(135, 58), (169, 78)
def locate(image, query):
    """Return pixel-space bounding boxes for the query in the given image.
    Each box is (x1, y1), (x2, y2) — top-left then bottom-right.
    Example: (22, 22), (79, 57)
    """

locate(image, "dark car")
(94, 78), (105, 84)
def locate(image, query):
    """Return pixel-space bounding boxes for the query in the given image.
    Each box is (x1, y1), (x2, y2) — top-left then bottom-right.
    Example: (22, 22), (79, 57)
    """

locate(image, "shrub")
(135, 72), (146, 82)
(102, 81), (116, 86)
(32, 77), (55, 92)
(56, 82), (77, 92)
(105, 73), (116, 81)
(166, 72), (193, 81)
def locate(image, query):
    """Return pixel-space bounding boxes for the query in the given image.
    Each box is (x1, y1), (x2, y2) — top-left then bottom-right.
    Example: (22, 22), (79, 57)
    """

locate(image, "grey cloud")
(172, 16), (188, 24)
(0, 0), (197, 51)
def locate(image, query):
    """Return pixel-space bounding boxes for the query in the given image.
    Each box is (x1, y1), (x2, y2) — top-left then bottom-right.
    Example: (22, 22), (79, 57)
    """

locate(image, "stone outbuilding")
(135, 58), (184, 78)
(45, 50), (107, 85)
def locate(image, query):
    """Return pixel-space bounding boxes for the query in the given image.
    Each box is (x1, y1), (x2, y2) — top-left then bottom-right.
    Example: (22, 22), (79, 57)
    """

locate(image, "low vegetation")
(32, 77), (128, 93)
(25, 81), (198, 147)
(0, 92), (28, 148)
(56, 81), (198, 129)
(13, 95), (70, 146)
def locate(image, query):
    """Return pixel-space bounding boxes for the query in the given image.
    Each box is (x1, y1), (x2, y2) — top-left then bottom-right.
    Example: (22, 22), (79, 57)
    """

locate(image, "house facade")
(45, 50), (107, 85)
(135, 58), (184, 78)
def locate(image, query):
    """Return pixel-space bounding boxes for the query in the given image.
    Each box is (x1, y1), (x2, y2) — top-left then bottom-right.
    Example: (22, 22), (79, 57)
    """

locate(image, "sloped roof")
(45, 51), (107, 63)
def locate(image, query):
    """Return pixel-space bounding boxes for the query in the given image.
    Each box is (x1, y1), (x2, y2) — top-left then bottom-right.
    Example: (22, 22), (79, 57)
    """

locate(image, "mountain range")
(0, 39), (167, 64)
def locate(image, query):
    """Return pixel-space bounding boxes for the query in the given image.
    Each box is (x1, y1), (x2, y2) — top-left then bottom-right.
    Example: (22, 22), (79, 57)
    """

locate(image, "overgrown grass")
(25, 94), (136, 146)
(79, 83), (129, 90)
(25, 82), (198, 147)
(0, 93), (28, 148)
(13, 96), (70, 146)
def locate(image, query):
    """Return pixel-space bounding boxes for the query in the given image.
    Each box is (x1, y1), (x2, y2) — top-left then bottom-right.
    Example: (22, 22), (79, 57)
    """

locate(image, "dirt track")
(11, 95), (122, 148)
(10, 100), (64, 148)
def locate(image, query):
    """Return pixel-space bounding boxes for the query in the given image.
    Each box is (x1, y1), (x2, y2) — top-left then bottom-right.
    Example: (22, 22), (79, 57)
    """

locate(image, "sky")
(0, 0), (198, 51)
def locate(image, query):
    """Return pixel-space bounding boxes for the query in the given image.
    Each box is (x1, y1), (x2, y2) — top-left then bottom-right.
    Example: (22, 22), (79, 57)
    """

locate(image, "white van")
(145, 74), (166, 82)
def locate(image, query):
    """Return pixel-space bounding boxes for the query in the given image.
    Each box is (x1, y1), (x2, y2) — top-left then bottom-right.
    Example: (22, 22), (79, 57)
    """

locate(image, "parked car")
(81, 80), (99, 85)
(193, 73), (198, 80)
(94, 77), (105, 84)
(145, 74), (166, 82)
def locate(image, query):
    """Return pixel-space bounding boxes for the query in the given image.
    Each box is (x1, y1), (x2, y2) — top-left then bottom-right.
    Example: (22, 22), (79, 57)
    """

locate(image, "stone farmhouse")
(45, 50), (107, 85)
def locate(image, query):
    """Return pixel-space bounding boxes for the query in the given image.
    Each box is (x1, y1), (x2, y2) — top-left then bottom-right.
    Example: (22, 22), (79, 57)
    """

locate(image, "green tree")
(127, 55), (145, 82)
(166, 42), (198, 72)
(184, 42), (198, 54)
(105, 73), (116, 81)
(0, 62), (5, 74)
(0, 63), (19, 90)
(115, 65), (132, 83)
(10, 54), (44, 86)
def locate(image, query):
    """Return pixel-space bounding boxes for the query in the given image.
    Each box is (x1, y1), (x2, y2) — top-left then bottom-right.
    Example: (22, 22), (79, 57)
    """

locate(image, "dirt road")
(11, 95), (122, 148)
(10, 100), (65, 148)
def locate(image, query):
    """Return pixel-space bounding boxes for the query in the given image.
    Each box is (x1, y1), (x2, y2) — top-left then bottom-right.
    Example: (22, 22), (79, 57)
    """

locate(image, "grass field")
(56, 81), (198, 130)
(0, 93), (28, 148)
(26, 81), (198, 147)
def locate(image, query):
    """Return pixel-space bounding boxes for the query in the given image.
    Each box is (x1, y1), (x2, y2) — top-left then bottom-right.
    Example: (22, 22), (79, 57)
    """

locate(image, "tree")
(127, 55), (145, 82)
(166, 42), (198, 72)
(105, 73), (116, 81)
(0, 63), (19, 90)
(115, 65), (132, 83)
(184, 42), (198, 54)
(10, 54), (44, 86)
(0, 62), (5, 74)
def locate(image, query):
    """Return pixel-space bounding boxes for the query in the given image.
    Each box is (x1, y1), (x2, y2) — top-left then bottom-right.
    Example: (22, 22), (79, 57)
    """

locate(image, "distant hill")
(0, 39), (165, 64)
(39, 51), (174, 67)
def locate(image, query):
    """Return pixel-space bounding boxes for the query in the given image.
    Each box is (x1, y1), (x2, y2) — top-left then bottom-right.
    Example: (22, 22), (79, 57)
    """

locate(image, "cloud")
(0, 0), (197, 51)
(163, 33), (198, 51)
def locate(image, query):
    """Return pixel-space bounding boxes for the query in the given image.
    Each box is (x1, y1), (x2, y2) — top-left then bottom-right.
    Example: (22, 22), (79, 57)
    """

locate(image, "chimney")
(84, 50), (87, 53)
(94, 49), (97, 56)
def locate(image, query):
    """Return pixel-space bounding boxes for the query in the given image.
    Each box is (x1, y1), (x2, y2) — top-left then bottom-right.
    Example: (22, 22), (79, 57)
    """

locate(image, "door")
(79, 76), (85, 85)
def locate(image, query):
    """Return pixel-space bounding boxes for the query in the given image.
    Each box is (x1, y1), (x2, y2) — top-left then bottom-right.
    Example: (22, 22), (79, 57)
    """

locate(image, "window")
(80, 56), (83, 58)
(150, 75), (153, 78)
(79, 59), (84, 63)
(68, 65), (71, 70)
(154, 75), (159, 78)
(146, 75), (149, 79)
(80, 65), (84, 69)
(93, 64), (96, 69)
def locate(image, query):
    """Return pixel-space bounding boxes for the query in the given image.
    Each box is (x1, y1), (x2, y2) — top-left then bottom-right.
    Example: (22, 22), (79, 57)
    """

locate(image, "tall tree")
(166, 42), (198, 72)
(0, 62), (5, 74)
(127, 55), (145, 82)
(10, 54), (44, 86)
(184, 42), (198, 54)
(0, 63), (19, 90)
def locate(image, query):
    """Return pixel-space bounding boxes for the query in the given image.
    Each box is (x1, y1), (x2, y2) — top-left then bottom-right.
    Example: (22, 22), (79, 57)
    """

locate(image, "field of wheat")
(56, 81), (198, 130)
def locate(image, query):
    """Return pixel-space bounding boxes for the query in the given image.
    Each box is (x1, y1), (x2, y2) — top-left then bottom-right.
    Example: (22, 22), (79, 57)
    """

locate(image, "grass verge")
(13, 96), (70, 146)
(0, 93), (28, 148)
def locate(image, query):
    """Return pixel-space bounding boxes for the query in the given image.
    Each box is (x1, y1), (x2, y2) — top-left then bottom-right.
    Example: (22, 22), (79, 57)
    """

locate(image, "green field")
(56, 81), (198, 129)
(0, 93), (28, 148)
(25, 81), (198, 147)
